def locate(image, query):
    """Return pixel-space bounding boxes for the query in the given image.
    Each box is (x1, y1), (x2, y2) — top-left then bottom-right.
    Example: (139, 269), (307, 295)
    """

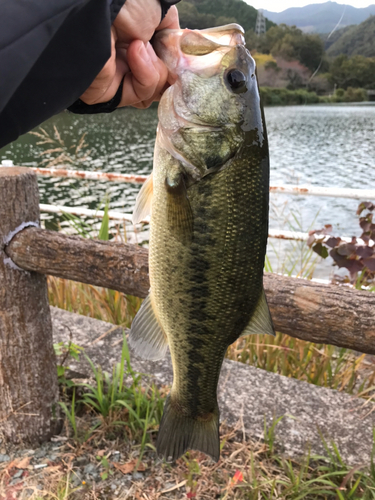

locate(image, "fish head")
(154, 24), (264, 179)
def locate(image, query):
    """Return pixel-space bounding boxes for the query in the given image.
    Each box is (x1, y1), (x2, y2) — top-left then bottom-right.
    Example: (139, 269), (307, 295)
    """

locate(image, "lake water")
(1, 104), (374, 280)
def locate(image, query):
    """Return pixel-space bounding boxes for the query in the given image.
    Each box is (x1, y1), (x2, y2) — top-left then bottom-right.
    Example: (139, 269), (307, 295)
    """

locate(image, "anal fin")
(241, 289), (275, 337)
(129, 293), (168, 360)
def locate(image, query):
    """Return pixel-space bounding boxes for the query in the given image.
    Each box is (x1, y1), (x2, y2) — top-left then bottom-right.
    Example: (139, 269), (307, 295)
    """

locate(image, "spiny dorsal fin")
(129, 293), (168, 360)
(240, 289), (275, 337)
(132, 173), (153, 224)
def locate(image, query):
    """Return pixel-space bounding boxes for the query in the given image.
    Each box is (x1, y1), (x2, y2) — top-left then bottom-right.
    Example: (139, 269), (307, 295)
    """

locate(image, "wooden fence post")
(0, 167), (60, 444)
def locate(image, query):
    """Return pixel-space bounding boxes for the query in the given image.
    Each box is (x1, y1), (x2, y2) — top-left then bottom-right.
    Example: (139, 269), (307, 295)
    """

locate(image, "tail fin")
(156, 395), (220, 462)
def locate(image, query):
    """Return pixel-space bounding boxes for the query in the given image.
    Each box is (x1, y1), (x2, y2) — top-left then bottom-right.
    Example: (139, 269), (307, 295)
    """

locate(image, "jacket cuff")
(159, 0), (181, 21)
(110, 0), (126, 23)
(67, 78), (124, 114)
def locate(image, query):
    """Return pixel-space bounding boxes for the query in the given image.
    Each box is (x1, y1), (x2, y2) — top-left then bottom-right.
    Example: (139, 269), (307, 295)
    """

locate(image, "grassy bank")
(3, 333), (375, 499)
(260, 86), (369, 106)
(48, 275), (375, 398)
(36, 199), (375, 498)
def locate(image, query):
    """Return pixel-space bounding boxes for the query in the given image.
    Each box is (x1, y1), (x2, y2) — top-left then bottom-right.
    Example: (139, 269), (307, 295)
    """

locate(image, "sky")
(244, 0), (374, 12)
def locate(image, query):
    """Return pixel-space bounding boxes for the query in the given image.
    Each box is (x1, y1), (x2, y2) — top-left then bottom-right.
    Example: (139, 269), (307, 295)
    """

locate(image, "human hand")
(79, 0), (179, 109)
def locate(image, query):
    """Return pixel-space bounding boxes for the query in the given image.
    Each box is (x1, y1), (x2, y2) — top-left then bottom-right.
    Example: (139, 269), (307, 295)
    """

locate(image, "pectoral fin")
(241, 289), (275, 337)
(165, 172), (193, 246)
(132, 173), (153, 224)
(129, 293), (168, 360)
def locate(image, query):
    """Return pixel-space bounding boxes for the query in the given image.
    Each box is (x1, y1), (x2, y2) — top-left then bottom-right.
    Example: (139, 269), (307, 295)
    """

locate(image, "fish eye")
(226, 69), (247, 94)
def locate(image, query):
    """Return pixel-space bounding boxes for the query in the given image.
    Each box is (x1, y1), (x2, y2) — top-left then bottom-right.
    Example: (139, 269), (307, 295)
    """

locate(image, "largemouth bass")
(130, 24), (274, 462)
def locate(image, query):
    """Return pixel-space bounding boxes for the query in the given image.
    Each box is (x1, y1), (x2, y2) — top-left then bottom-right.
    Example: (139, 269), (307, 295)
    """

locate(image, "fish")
(130, 23), (274, 462)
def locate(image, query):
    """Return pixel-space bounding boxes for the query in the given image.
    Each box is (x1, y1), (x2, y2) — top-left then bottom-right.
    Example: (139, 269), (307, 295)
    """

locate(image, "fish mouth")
(153, 24), (246, 78)
(198, 24), (245, 46)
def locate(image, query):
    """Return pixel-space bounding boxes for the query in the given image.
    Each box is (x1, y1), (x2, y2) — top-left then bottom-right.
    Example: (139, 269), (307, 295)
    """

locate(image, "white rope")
(27, 167), (375, 201)
(2, 221), (40, 271)
(39, 204), (372, 244)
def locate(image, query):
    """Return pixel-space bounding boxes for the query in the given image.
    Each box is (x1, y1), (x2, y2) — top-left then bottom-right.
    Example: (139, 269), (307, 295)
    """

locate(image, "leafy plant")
(96, 455), (114, 481)
(308, 202), (375, 287)
(78, 333), (131, 420)
(183, 454), (201, 498)
(55, 334), (165, 456)
(54, 341), (84, 382)
(75, 335), (164, 446)
(98, 198), (110, 241)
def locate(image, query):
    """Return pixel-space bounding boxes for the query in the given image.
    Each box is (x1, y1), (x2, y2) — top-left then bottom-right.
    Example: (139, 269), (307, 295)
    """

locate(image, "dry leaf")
(96, 449), (106, 457)
(112, 460), (146, 475)
(15, 457), (31, 469)
(4, 460), (17, 472)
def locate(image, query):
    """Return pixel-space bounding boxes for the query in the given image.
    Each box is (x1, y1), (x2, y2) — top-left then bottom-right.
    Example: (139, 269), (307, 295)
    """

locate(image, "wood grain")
(0, 168), (60, 444)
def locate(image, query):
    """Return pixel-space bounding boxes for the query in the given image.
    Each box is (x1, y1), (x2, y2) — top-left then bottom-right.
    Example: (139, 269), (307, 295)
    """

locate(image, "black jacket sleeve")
(0, 0), (126, 149)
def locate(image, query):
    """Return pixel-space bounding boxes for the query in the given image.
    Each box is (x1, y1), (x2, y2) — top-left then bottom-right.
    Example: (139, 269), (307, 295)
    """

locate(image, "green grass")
(259, 86), (369, 106)
(32, 297), (375, 498)
(58, 334), (165, 459)
(49, 333), (375, 500)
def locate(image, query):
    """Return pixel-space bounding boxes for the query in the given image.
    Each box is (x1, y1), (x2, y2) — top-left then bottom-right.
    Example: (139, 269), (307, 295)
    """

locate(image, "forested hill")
(263, 2), (375, 34)
(326, 16), (375, 57)
(177, 0), (275, 32)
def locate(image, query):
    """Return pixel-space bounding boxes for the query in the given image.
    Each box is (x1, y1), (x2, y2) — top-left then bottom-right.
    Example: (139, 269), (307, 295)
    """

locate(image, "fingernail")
(138, 42), (151, 63)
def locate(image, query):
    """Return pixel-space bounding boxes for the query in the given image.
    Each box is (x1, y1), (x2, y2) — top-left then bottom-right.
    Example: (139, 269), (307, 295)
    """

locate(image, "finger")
(157, 6), (180, 31)
(119, 40), (168, 107)
(113, 0), (161, 45)
(80, 29), (125, 105)
(131, 97), (156, 109)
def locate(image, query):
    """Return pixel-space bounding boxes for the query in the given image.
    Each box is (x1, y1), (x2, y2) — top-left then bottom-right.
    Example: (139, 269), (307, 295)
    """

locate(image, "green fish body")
(130, 24), (274, 462)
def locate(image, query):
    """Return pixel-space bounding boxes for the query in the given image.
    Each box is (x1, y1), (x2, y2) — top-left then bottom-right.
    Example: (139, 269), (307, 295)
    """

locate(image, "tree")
(178, 2), (216, 30)
(328, 54), (375, 89)
(255, 24), (325, 72)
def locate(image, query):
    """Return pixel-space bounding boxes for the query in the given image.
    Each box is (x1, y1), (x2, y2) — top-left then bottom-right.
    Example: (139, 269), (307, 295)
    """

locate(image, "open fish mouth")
(152, 23), (262, 181)
(153, 24), (246, 78)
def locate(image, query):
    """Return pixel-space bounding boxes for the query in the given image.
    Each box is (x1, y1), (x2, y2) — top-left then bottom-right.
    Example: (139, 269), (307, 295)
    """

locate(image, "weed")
(96, 455), (114, 481)
(59, 388), (78, 441)
(267, 205), (321, 279)
(54, 340), (84, 382)
(29, 126), (91, 168)
(264, 415), (285, 456)
(58, 334), (165, 454)
(183, 453), (201, 498)
(227, 332), (373, 396)
(48, 276), (141, 329)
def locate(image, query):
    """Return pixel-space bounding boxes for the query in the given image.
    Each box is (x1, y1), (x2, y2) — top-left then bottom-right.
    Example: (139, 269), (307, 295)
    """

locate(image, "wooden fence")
(1, 167), (374, 445)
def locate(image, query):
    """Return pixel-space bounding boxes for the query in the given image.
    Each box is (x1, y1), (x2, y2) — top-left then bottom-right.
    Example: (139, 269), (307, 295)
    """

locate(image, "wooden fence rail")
(1, 167), (374, 445)
(6, 225), (375, 355)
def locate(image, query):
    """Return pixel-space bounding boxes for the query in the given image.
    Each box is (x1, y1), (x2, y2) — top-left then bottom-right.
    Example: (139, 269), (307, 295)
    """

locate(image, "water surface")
(1, 104), (374, 279)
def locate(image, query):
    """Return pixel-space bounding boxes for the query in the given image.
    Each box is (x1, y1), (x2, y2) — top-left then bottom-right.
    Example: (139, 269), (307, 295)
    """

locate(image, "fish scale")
(130, 24), (274, 462)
